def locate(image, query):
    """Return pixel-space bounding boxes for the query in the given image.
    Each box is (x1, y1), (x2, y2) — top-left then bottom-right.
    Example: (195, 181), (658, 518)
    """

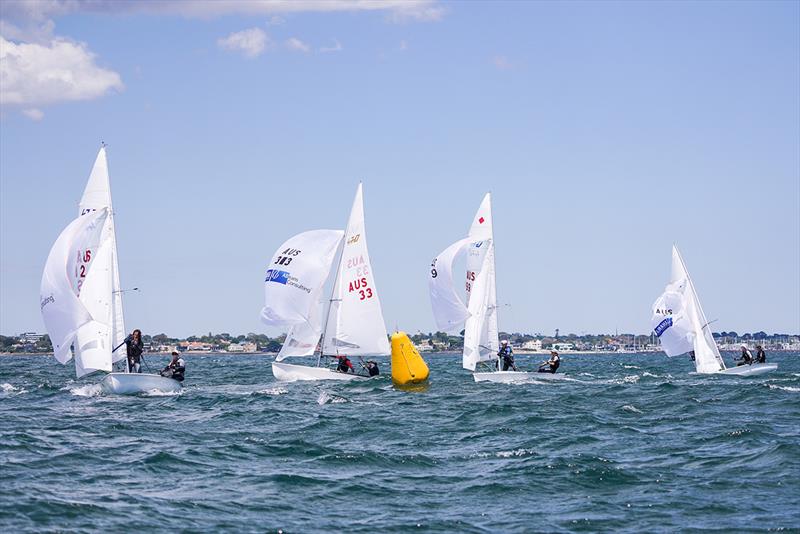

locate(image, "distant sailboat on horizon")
(261, 184), (390, 381)
(651, 245), (777, 377)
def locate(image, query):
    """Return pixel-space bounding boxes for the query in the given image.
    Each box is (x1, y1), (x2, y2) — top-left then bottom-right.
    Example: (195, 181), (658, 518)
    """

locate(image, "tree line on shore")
(2, 329), (798, 354)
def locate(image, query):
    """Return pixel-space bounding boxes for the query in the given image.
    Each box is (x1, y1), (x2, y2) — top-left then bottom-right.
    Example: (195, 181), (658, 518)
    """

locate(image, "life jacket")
(337, 357), (352, 372)
(367, 362), (379, 376)
(551, 357), (560, 371)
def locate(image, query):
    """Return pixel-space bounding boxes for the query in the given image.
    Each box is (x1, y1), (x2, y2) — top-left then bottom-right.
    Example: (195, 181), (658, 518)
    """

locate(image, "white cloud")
(492, 55), (513, 71)
(22, 108), (44, 120)
(285, 37), (310, 53)
(217, 28), (269, 58)
(319, 39), (342, 54)
(1, 1), (445, 21)
(0, 36), (123, 110)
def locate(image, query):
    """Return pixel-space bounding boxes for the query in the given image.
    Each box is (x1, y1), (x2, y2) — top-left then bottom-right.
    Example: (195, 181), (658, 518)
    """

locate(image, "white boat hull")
(716, 363), (778, 377)
(473, 370), (531, 383)
(99, 372), (182, 395)
(272, 361), (368, 382)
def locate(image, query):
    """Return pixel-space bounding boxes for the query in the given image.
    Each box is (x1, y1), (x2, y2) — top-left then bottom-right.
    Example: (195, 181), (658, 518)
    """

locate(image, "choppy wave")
(1, 351), (798, 532)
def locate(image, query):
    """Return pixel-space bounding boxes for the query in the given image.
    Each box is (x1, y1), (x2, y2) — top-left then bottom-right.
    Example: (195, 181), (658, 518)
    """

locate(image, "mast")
(317, 237), (345, 367)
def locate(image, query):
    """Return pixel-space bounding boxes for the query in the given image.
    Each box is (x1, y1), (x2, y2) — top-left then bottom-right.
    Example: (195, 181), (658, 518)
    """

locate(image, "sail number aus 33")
(348, 277), (373, 301)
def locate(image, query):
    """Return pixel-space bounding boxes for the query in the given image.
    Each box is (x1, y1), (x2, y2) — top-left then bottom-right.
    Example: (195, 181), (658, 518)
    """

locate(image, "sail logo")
(654, 317), (673, 337)
(40, 294), (55, 309)
(347, 234), (361, 245)
(264, 269), (290, 285)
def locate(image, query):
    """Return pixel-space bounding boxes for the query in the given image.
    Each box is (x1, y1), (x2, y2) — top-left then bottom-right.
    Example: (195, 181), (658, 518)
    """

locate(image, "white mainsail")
(651, 245), (725, 373)
(259, 229), (344, 361)
(322, 184), (390, 356)
(40, 208), (113, 376)
(77, 147), (126, 364)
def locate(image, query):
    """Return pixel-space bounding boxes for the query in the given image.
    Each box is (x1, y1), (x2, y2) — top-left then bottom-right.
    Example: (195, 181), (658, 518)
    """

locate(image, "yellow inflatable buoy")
(391, 331), (430, 385)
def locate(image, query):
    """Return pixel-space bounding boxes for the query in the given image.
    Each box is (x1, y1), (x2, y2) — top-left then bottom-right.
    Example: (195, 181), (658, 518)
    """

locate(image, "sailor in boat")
(336, 355), (355, 374)
(364, 360), (380, 377)
(160, 351), (186, 382)
(735, 345), (754, 366)
(755, 345), (766, 363)
(497, 340), (517, 371)
(125, 329), (144, 373)
(538, 350), (561, 374)
(689, 350), (696, 361)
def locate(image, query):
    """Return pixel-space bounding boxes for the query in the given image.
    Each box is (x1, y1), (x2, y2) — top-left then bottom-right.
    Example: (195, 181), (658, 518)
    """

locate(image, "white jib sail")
(78, 146), (126, 363)
(463, 242), (499, 371)
(322, 184), (390, 356)
(40, 209), (110, 374)
(74, 238), (114, 376)
(259, 229), (344, 361)
(429, 237), (473, 333)
(651, 246), (724, 373)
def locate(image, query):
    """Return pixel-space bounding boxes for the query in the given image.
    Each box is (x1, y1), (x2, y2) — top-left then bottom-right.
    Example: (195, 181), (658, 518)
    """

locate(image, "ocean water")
(1, 351), (799, 532)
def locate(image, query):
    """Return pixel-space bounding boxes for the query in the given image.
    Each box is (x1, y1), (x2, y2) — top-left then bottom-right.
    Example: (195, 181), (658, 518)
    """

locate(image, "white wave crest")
(317, 391), (347, 405)
(70, 383), (103, 397)
(1, 383), (27, 395)
(622, 404), (643, 413)
(255, 387), (288, 396)
(767, 384), (800, 392)
(143, 388), (184, 397)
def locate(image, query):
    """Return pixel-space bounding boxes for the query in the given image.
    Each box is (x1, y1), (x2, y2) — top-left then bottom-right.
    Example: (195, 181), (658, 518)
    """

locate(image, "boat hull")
(272, 361), (368, 382)
(473, 370), (531, 383)
(716, 363), (778, 377)
(99, 372), (182, 394)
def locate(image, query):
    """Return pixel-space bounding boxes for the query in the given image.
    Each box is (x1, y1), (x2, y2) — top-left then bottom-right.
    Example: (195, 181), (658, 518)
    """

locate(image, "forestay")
(322, 184), (390, 356)
(40, 208), (113, 376)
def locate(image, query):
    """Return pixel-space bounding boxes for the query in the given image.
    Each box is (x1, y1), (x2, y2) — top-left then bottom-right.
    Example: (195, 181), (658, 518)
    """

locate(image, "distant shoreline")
(4, 349), (799, 357)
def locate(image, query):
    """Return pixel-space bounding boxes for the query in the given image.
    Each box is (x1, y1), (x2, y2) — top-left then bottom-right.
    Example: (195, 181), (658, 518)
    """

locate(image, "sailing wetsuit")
(539, 356), (560, 374)
(498, 346), (515, 371)
(126, 337), (144, 373)
(161, 358), (186, 382)
(366, 362), (380, 377)
(337, 357), (354, 373)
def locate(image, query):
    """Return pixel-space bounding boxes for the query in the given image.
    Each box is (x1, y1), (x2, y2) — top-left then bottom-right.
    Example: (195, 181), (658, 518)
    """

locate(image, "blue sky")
(1, 0), (798, 338)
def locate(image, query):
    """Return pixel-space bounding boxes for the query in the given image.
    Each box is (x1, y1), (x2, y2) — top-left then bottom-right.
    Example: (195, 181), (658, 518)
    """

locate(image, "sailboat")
(262, 184), (390, 381)
(40, 146), (181, 394)
(651, 245), (777, 377)
(429, 193), (528, 383)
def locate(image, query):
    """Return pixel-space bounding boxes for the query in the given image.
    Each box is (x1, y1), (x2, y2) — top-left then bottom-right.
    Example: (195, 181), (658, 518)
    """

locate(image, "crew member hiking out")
(736, 345), (754, 366)
(125, 329), (144, 373)
(538, 350), (561, 374)
(336, 355), (354, 373)
(365, 360), (380, 377)
(498, 340), (516, 371)
(160, 351), (186, 382)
